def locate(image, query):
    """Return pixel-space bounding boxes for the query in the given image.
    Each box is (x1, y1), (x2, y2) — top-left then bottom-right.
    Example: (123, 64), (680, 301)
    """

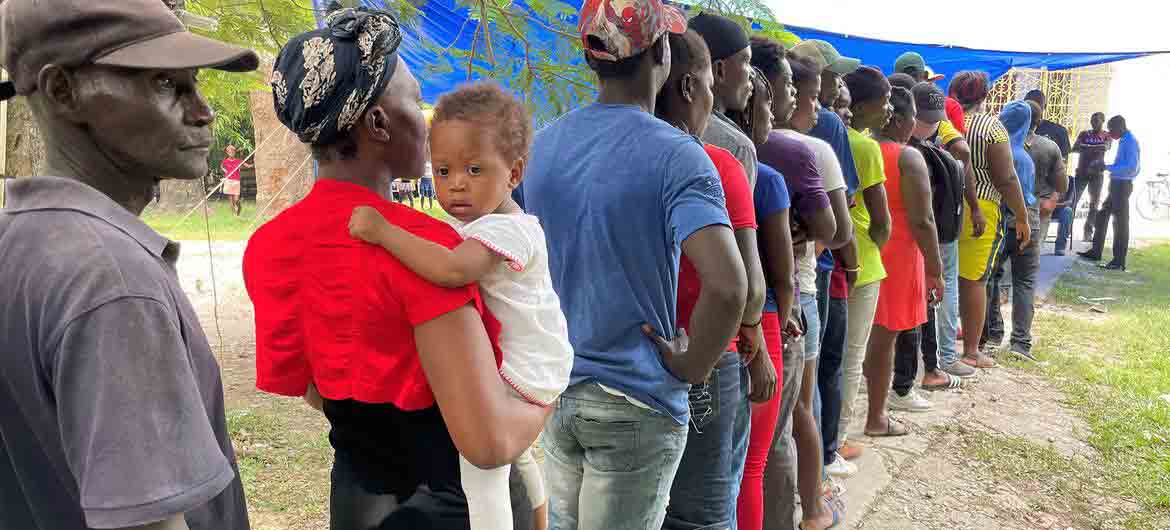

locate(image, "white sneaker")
(888, 389), (933, 412)
(826, 454), (858, 478)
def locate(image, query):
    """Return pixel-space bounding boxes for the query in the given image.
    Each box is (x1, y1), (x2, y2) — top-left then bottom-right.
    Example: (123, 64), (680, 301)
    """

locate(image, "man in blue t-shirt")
(521, 0), (747, 527)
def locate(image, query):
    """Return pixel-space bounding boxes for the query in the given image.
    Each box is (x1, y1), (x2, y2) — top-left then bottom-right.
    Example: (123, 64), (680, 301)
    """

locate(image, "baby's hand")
(349, 206), (389, 243)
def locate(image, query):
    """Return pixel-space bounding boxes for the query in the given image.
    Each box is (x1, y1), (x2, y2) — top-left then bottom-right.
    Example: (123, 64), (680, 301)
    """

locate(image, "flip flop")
(865, 417), (909, 438)
(961, 354), (998, 369)
(798, 495), (844, 530)
(921, 372), (963, 392)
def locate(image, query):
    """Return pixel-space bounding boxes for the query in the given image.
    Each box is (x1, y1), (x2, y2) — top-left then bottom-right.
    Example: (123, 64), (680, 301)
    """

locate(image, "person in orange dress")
(864, 86), (944, 437)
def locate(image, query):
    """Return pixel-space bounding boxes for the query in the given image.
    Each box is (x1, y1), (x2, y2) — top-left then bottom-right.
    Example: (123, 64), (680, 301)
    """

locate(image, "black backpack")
(911, 138), (965, 243)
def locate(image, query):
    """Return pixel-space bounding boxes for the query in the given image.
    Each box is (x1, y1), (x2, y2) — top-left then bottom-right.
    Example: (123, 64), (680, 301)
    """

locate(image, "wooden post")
(1, 69), (7, 206)
(1, 69), (8, 176)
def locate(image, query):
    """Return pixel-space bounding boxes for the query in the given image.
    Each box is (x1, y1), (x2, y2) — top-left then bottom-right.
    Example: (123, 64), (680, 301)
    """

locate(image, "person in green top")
(832, 66), (893, 460)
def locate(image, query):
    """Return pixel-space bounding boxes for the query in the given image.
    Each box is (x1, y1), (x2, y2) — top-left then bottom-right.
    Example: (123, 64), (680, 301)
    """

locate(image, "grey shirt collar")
(4, 176), (179, 263)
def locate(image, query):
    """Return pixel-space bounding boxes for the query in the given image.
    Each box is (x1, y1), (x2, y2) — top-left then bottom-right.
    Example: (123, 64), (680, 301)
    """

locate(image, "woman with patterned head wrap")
(243, 4), (549, 529)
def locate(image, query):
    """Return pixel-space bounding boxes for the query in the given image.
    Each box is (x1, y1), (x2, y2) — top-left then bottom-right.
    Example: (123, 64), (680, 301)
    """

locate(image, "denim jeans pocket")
(688, 371), (720, 432)
(572, 415), (640, 472)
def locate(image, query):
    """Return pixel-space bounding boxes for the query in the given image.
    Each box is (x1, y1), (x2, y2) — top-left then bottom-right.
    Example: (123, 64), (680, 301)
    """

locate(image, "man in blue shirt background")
(521, 0), (748, 527)
(1080, 115), (1141, 270)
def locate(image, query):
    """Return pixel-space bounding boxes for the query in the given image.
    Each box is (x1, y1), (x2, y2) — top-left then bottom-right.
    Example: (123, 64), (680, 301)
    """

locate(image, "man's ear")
(37, 64), (86, 123)
(652, 36), (668, 65)
(681, 73), (695, 104)
(713, 59), (726, 82)
(508, 157), (525, 190)
(364, 105), (393, 143)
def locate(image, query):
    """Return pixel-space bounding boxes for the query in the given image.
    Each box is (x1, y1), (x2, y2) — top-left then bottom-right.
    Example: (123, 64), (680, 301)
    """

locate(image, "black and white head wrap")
(271, 3), (403, 145)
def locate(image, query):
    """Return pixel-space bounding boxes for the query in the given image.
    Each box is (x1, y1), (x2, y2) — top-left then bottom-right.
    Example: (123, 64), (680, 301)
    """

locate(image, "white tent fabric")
(769, 0), (1170, 53)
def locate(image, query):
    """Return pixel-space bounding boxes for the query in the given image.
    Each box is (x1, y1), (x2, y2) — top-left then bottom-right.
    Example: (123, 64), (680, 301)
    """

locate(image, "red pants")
(736, 312), (784, 530)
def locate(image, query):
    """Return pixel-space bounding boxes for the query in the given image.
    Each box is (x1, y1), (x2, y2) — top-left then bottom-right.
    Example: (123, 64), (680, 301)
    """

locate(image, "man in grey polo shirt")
(690, 12), (759, 187)
(0, 1), (258, 529)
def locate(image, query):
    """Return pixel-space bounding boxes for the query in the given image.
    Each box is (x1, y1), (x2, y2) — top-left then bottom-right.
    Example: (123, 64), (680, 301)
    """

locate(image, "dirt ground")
(176, 240), (1151, 530)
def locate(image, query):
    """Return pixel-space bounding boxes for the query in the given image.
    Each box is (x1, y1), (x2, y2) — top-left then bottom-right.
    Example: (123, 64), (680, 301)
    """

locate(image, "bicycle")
(1136, 171), (1170, 221)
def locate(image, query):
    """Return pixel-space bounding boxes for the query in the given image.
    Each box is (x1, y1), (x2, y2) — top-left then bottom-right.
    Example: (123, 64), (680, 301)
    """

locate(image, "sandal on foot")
(798, 496), (843, 530)
(865, 417), (909, 438)
(838, 441), (864, 461)
(961, 354), (997, 369)
(921, 373), (963, 391)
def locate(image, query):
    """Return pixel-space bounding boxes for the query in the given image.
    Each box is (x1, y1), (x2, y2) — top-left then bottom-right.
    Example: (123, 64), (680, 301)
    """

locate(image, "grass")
(955, 429), (1122, 529)
(142, 200), (260, 241)
(142, 198), (449, 241)
(1008, 243), (1170, 528)
(227, 405), (332, 529)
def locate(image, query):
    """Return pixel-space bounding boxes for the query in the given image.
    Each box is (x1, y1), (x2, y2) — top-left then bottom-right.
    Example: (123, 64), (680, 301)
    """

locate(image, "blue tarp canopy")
(313, 0), (1165, 104)
(786, 25), (1152, 95)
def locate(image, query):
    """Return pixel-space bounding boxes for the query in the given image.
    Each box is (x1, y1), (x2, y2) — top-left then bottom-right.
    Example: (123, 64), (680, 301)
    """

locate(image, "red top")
(243, 179), (503, 410)
(676, 145), (758, 344)
(221, 158), (244, 181)
(945, 98), (967, 135)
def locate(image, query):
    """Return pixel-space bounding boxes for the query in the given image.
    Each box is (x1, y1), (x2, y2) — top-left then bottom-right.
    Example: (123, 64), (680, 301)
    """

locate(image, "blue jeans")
(1053, 205), (1074, 253)
(816, 291), (848, 465)
(934, 240), (961, 366)
(800, 292), (821, 360)
(664, 351), (750, 530)
(544, 383), (688, 530)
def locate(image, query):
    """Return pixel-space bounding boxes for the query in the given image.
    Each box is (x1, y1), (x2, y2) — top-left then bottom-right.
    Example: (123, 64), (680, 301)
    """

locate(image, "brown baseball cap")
(0, 0), (260, 101)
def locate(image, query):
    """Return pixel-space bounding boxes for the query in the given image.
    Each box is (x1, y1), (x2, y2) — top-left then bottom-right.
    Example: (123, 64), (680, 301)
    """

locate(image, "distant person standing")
(1080, 116), (1141, 271)
(982, 101), (1042, 361)
(1026, 102), (1069, 252)
(1071, 112), (1112, 241)
(1024, 90), (1071, 159)
(420, 159), (436, 210)
(894, 51), (945, 84)
(221, 144), (253, 216)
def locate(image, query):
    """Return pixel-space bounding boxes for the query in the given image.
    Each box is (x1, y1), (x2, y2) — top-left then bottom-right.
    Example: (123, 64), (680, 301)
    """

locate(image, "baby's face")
(430, 119), (519, 223)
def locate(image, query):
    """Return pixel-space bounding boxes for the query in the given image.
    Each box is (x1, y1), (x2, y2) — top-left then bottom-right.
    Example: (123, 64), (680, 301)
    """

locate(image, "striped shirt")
(964, 112), (1010, 203)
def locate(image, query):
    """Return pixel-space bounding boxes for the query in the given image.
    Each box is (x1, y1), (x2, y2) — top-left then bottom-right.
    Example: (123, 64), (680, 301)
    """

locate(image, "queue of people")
(0, 1), (1142, 530)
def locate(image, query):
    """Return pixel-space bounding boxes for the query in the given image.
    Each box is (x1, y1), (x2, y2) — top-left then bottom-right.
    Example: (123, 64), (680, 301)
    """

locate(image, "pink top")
(221, 158), (244, 181)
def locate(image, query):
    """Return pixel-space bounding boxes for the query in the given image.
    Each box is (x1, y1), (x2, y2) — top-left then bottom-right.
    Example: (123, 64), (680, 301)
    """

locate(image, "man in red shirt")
(242, 6), (548, 528)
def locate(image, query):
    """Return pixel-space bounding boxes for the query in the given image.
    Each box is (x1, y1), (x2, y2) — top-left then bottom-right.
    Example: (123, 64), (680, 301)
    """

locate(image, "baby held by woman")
(348, 82), (571, 530)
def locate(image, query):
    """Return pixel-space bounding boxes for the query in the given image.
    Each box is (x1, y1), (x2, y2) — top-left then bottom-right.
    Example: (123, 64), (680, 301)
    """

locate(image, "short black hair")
(889, 86), (914, 117)
(656, 30), (713, 122)
(585, 36), (665, 81)
(789, 55), (820, 86)
(887, 73), (916, 92)
(749, 36), (786, 84)
(1026, 100), (1043, 129)
(844, 66), (890, 108)
(1108, 115), (1126, 130)
(1092, 111), (1106, 121)
(1025, 89), (1046, 107)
